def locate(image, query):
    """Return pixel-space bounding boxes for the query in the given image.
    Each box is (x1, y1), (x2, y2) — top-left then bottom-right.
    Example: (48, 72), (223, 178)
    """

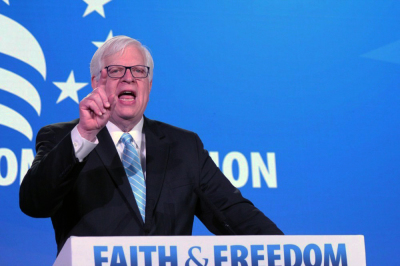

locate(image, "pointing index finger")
(101, 68), (118, 107)
(98, 68), (108, 90)
(97, 69), (110, 108)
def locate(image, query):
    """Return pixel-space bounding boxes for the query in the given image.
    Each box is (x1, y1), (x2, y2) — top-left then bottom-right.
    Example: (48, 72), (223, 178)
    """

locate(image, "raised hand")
(77, 69), (116, 141)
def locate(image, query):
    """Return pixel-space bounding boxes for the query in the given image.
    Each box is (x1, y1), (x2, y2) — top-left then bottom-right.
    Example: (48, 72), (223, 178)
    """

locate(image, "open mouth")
(118, 90), (136, 101)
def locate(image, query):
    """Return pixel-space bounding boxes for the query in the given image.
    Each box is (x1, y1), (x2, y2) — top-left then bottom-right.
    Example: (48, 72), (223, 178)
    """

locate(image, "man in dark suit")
(20, 36), (283, 254)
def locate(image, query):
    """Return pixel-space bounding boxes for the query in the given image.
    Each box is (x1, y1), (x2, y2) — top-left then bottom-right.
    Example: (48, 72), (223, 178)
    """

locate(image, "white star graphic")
(82, 0), (111, 18)
(2, 0), (10, 5)
(361, 39), (400, 65)
(54, 71), (88, 104)
(92, 30), (114, 48)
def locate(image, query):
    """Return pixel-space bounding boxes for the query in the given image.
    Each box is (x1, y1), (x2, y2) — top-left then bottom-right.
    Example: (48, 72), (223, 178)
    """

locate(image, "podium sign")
(54, 235), (365, 266)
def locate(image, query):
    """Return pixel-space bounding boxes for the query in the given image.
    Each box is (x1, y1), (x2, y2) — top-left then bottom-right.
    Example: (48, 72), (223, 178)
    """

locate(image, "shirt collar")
(106, 117), (144, 149)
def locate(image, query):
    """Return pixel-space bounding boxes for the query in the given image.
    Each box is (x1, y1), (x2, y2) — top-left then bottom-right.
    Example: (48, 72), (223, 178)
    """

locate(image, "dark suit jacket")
(20, 117), (283, 253)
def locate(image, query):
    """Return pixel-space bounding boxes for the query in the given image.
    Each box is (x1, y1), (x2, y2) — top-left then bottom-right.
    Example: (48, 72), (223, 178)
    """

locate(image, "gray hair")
(90, 35), (154, 81)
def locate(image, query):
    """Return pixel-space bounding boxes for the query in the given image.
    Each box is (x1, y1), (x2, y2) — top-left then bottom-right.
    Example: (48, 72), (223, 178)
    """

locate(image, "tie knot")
(120, 133), (133, 145)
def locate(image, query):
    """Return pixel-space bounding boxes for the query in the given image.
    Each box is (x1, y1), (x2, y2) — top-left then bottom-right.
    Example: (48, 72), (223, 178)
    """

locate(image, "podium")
(54, 235), (366, 265)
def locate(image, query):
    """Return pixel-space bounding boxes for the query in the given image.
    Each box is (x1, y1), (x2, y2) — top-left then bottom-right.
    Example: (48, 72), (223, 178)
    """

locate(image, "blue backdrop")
(1, 0), (399, 265)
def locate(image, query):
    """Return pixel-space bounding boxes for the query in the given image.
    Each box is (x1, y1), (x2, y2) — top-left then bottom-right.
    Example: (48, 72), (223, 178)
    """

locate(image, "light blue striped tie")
(120, 133), (146, 222)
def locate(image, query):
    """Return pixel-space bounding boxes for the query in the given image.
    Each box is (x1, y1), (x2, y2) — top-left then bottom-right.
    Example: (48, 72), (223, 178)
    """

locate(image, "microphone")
(194, 187), (236, 235)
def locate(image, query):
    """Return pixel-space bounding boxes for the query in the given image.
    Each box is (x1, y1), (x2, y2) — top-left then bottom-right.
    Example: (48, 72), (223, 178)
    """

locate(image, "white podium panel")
(54, 235), (365, 266)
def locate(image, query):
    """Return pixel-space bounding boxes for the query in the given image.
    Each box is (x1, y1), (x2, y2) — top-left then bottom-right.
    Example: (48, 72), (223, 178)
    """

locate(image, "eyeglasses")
(105, 65), (150, 78)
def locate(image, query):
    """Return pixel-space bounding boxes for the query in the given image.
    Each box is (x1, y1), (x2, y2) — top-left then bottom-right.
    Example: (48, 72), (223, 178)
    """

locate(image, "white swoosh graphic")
(0, 14), (46, 80)
(0, 104), (33, 141)
(0, 68), (41, 115)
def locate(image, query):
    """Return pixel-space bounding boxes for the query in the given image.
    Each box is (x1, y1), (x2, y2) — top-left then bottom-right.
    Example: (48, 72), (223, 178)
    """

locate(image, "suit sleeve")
(19, 124), (87, 218)
(193, 134), (283, 235)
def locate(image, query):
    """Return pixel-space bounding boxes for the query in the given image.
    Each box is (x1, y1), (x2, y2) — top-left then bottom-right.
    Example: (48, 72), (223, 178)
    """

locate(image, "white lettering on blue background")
(210, 151), (277, 188)
(1, 149), (275, 188)
(0, 148), (33, 186)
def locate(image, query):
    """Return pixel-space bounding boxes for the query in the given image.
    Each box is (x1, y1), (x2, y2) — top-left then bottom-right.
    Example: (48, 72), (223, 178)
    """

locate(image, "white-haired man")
(20, 35), (283, 254)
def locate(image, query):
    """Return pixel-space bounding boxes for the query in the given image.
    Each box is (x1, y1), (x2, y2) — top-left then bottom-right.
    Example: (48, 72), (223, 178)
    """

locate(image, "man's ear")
(149, 79), (152, 92)
(91, 75), (97, 89)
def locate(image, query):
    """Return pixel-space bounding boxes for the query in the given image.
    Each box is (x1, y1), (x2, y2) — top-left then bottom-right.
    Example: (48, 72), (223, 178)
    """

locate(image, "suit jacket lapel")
(94, 127), (144, 224)
(143, 117), (170, 229)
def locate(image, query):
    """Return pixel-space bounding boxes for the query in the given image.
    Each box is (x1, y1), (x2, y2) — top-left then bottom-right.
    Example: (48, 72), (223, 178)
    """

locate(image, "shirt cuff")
(71, 125), (98, 162)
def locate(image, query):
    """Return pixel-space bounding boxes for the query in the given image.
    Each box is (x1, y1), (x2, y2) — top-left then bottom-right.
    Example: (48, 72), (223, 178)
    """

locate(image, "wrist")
(77, 124), (98, 142)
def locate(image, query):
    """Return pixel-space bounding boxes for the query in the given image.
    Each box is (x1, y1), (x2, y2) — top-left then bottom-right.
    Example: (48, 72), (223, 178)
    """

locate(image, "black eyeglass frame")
(104, 65), (150, 78)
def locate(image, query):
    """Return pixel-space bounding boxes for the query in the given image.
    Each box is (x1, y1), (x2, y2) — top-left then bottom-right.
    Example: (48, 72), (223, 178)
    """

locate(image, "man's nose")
(122, 68), (136, 82)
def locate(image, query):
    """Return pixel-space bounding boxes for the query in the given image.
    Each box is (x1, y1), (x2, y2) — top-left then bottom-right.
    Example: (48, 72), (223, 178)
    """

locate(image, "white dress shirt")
(71, 117), (146, 177)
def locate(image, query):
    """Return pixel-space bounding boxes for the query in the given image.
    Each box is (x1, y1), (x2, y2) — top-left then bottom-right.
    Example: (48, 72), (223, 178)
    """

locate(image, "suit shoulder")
(145, 118), (199, 140)
(37, 119), (79, 140)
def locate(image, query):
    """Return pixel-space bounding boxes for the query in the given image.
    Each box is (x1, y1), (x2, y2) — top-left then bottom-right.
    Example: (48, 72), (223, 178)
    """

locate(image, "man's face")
(93, 45), (152, 129)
